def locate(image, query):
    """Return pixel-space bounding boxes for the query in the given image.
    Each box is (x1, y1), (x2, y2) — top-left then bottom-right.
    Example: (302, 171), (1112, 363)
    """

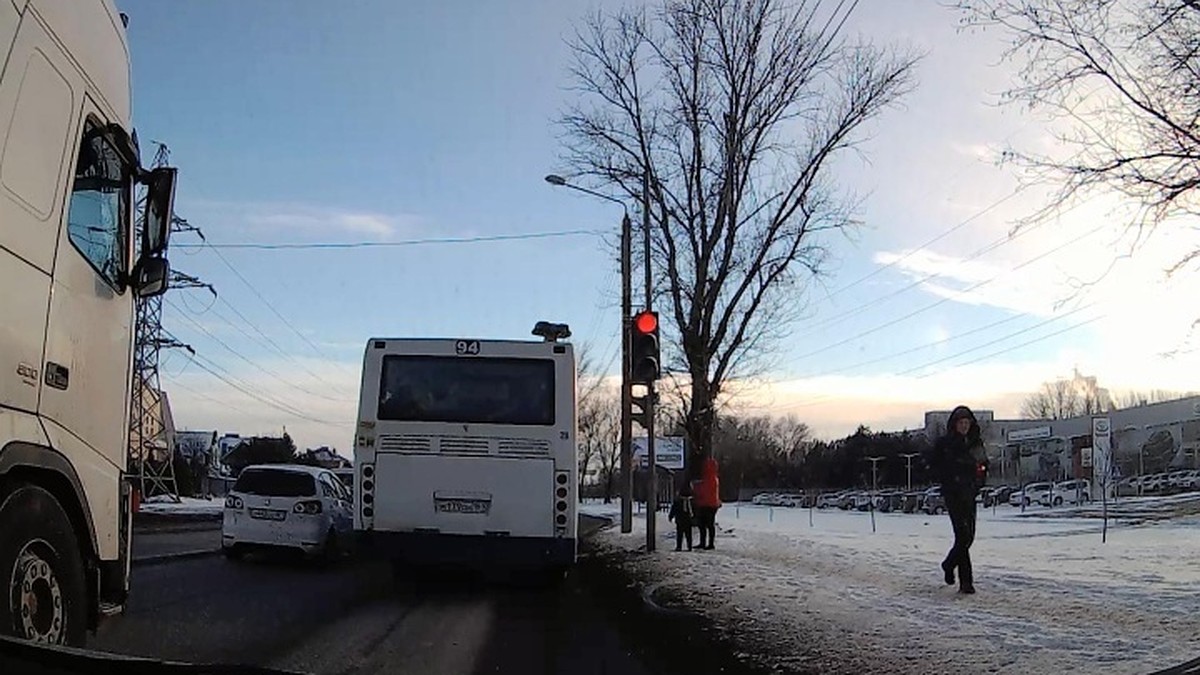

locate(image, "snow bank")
(139, 495), (224, 516)
(582, 501), (1200, 674)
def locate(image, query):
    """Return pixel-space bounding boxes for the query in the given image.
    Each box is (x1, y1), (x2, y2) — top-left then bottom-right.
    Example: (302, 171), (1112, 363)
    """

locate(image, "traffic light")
(631, 388), (653, 429)
(629, 310), (660, 385)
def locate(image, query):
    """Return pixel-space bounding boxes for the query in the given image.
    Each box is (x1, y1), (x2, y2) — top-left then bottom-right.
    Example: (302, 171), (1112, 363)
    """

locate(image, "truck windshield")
(377, 355), (555, 426)
(233, 469), (316, 497)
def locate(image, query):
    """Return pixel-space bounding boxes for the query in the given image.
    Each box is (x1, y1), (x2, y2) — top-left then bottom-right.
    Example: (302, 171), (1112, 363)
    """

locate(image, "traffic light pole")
(620, 213), (634, 534)
(642, 172), (657, 552)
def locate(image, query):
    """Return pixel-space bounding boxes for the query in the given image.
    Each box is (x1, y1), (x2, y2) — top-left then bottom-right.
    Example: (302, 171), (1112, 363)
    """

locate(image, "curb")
(131, 548), (221, 567)
(134, 521), (223, 535)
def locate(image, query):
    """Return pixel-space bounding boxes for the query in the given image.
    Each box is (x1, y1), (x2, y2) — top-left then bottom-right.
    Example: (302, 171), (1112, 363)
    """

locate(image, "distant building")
(923, 396), (1200, 483)
(297, 446), (352, 469)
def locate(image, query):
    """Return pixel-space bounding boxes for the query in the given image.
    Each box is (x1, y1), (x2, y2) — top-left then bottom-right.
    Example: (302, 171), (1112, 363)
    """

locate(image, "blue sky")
(119, 0), (1200, 449)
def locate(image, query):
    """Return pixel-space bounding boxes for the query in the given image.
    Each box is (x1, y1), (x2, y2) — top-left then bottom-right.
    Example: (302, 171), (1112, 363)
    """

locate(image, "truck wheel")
(0, 483), (88, 647)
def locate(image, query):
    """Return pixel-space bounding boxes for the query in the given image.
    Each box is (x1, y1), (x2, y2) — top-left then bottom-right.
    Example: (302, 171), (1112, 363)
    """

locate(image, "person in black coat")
(667, 484), (695, 552)
(924, 405), (990, 594)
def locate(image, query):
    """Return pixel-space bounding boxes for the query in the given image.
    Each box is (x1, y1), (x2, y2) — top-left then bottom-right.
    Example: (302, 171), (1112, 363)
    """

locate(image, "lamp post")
(866, 456), (885, 534)
(546, 175), (634, 534)
(899, 453), (920, 492)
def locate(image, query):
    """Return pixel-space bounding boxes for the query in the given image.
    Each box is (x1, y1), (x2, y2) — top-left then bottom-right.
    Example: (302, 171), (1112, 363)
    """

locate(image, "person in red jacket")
(692, 457), (721, 550)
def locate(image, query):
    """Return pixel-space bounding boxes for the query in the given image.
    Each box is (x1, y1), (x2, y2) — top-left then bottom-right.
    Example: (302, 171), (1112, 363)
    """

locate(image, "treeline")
(579, 406), (936, 502)
(710, 417), (933, 499)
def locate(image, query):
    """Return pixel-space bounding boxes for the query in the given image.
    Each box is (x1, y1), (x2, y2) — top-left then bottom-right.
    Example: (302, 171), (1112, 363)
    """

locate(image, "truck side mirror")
(141, 167), (177, 256)
(133, 256), (170, 298)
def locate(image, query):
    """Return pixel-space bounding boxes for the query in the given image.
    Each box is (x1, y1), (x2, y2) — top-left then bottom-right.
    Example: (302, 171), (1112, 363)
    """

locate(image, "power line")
(176, 347), (342, 427)
(164, 298), (355, 404)
(896, 303), (1096, 377)
(765, 311), (1103, 412)
(202, 242), (347, 367)
(174, 228), (605, 250)
(790, 221), (1109, 362)
(799, 202), (1043, 336)
(796, 310), (1029, 380)
(911, 314), (1106, 380)
(816, 187), (1027, 303)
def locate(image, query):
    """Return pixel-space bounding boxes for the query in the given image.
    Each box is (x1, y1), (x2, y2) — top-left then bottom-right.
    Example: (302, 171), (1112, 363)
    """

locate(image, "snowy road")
(89, 515), (679, 675)
(584, 501), (1200, 674)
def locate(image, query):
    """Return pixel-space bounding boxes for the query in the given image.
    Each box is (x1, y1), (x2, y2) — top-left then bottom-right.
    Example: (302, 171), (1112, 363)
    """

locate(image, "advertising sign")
(632, 436), (686, 470)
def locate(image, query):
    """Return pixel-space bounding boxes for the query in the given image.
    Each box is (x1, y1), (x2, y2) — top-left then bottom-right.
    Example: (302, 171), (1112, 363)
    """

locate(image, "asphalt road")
(92, 518), (670, 675)
(131, 528), (222, 562)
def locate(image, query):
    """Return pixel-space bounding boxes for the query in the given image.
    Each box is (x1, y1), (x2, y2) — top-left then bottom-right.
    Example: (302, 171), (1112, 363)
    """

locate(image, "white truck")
(0, 0), (176, 646)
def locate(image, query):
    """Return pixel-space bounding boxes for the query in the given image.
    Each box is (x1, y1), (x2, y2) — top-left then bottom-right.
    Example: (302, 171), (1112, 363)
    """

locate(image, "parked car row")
(750, 471), (1200, 517)
(1117, 470), (1200, 496)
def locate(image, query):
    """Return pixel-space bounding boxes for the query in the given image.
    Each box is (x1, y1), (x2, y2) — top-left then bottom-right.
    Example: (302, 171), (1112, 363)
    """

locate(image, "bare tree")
(957, 1), (1200, 270)
(1021, 368), (1113, 419)
(559, 0), (919, 463)
(1112, 388), (1196, 408)
(575, 344), (613, 497)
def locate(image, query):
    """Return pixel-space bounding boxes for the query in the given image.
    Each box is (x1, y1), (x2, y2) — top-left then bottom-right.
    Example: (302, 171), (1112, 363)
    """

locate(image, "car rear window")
(234, 469), (316, 497)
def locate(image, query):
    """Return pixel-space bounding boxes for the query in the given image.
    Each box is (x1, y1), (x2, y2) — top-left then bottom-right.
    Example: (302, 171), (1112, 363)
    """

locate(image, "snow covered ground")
(581, 500), (1200, 675)
(139, 495), (224, 516)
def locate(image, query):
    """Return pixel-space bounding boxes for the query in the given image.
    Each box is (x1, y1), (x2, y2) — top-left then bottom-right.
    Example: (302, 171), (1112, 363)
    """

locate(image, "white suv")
(1041, 479), (1091, 506)
(222, 464), (354, 562)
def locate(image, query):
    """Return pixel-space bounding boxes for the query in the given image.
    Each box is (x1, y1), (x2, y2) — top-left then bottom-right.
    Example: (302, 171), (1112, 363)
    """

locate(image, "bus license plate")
(436, 499), (491, 515)
(249, 508), (286, 521)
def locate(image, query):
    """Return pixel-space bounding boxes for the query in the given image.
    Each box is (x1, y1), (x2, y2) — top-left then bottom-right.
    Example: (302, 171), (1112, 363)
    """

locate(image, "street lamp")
(544, 174), (639, 540)
(899, 453), (920, 492)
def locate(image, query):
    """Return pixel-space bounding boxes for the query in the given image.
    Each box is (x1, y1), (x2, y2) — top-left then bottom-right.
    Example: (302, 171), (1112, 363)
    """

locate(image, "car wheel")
(0, 484), (88, 647)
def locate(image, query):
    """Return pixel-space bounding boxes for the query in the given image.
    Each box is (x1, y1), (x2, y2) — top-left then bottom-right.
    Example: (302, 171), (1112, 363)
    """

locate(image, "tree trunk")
(685, 371), (715, 480)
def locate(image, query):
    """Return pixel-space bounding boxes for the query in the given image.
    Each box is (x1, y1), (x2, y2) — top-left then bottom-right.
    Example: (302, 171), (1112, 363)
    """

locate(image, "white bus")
(352, 324), (578, 574)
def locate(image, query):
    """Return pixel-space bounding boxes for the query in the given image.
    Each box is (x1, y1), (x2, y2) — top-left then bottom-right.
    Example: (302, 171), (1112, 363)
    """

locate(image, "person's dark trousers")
(696, 507), (717, 549)
(943, 493), (977, 591)
(675, 524), (692, 551)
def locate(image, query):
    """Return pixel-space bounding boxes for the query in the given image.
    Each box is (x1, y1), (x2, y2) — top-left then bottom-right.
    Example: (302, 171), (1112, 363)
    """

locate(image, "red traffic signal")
(629, 310), (660, 384)
(634, 311), (658, 334)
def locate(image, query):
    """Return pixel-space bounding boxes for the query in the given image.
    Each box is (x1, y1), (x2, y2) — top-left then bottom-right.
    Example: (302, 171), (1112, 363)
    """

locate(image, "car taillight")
(293, 500), (322, 515)
(225, 495), (243, 509)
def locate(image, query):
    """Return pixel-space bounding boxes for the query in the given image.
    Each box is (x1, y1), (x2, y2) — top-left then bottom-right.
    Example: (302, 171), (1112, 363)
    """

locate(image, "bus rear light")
(556, 487), (568, 499)
(556, 514), (568, 526)
(556, 500), (567, 512)
(362, 465), (375, 479)
(555, 473), (568, 485)
(362, 493), (374, 504)
(362, 480), (374, 492)
(363, 506), (374, 518)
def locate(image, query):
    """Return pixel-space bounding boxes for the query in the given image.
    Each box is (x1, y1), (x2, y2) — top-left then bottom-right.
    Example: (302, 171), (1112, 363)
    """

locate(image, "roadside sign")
(632, 436), (685, 470)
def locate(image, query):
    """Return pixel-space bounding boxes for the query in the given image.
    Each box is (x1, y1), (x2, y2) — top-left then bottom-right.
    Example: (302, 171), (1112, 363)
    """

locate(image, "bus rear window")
(234, 469), (317, 497)
(377, 356), (556, 426)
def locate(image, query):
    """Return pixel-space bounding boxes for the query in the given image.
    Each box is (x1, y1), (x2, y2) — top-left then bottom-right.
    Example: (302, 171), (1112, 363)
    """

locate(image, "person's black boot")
(959, 560), (975, 593)
(941, 559), (955, 585)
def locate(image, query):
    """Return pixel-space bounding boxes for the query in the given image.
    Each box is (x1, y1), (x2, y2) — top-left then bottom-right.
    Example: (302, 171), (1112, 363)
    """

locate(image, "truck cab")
(0, 0), (176, 646)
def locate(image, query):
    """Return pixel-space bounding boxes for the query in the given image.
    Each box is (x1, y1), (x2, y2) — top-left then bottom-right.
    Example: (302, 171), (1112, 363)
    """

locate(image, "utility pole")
(620, 211), (634, 533)
(866, 456), (885, 534)
(542, 175), (635, 534)
(900, 453), (920, 492)
(129, 142), (210, 504)
(642, 171), (657, 551)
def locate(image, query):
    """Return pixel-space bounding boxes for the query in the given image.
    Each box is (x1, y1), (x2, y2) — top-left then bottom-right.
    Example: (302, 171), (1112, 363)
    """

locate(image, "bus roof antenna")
(532, 321), (571, 342)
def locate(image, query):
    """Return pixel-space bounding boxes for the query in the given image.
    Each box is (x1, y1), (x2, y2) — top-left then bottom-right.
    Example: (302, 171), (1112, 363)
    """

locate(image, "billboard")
(632, 436), (685, 471)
